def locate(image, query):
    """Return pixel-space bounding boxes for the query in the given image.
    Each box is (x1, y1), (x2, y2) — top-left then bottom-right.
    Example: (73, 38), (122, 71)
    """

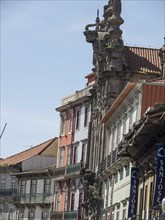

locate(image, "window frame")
(44, 179), (51, 195)
(30, 179), (37, 195)
(75, 109), (81, 130)
(84, 105), (90, 127)
(60, 113), (66, 135)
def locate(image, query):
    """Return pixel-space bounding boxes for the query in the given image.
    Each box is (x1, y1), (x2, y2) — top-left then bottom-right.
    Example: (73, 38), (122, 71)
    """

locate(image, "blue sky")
(1, 0), (164, 158)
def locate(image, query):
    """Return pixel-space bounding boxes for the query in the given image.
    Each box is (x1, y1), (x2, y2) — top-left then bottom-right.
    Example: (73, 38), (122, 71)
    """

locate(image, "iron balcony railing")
(97, 150), (118, 176)
(52, 167), (65, 178)
(14, 193), (51, 205)
(50, 211), (63, 220)
(0, 188), (17, 196)
(65, 162), (82, 177)
(50, 211), (78, 220)
(64, 211), (78, 220)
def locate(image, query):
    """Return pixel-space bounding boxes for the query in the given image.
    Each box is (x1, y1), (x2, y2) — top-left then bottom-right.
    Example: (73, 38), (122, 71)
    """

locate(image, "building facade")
(50, 75), (94, 220)
(0, 138), (58, 220)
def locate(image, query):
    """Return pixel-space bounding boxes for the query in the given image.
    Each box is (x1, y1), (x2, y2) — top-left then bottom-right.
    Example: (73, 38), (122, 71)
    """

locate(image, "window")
(122, 209), (126, 220)
(125, 165), (129, 177)
(64, 193), (68, 211)
(84, 105), (90, 127)
(20, 181), (26, 194)
(8, 209), (14, 220)
(11, 178), (16, 193)
(119, 169), (123, 180)
(115, 173), (118, 183)
(1, 177), (6, 190)
(0, 209), (2, 220)
(71, 193), (75, 211)
(67, 146), (71, 165)
(41, 212), (48, 220)
(76, 109), (81, 130)
(79, 192), (83, 218)
(56, 194), (61, 211)
(82, 142), (87, 164)
(59, 147), (64, 167)
(60, 113), (66, 135)
(44, 179), (51, 194)
(28, 210), (35, 220)
(73, 146), (78, 164)
(69, 111), (73, 132)
(30, 180), (37, 195)
(116, 211), (119, 220)
(18, 212), (24, 220)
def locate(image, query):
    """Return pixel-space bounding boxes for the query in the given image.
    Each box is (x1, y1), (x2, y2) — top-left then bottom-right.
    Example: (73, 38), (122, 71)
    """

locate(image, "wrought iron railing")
(64, 211), (78, 220)
(65, 162), (81, 177)
(97, 150), (118, 177)
(52, 167), (65, 178)
(14, 193), (51, 205)
(0, 188), (17, 196)
(50, 211), (63, 220)
(50, 210), (78, 220)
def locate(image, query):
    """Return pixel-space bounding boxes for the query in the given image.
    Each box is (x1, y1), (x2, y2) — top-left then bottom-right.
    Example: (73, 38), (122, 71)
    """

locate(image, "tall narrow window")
(44, 179), (51, 194)
(8, 209), (14, 220)
(67, 146), (71, 165)
(76, 109), (81, 130)
(73, 146), (78, 164)
(64, 193), (68, 211)
(82, 143), (87, 164)
(56, 194), (61, 211)
(125, 165), (129, 177)
(11, 178), (16, 193)
(28, 210), (35, 220)
(0, 209), (2, 220)
(1, 177), (6, 190)
(20, 181), (26, 194)
(122, 209), (126, 220)
(41, 212), (48, 220)
(79, 192), (83, 218)
(18, 212), (24, 220)
(30, 180), (37, 195)
(69, 111), (73, 133)
(84, 105), (89, 127)
(116, 211), (119, 220)
(60, 113), (66, 135)
(71, 193), (75, 211)
(59, 147), (64, 167)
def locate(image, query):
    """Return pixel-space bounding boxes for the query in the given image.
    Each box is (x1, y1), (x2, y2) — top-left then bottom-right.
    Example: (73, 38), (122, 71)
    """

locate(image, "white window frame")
(59, 147), (64, 167)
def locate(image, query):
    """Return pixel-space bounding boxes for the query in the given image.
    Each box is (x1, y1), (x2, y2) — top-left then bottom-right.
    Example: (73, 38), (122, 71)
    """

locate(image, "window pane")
(84, 105), (89, 127)
(76, 110), (80, 130)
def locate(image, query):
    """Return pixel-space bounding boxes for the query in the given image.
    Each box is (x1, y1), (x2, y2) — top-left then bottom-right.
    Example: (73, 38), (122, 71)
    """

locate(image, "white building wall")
(103, 86), (142, 219)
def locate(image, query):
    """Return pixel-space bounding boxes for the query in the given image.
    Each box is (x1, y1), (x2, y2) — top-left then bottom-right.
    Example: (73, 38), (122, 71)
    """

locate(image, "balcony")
(0, 188), (17, 196)
(50, 211), (78, 220)
(14, 193), (52, 206)
(97, 150), (118, 177)
(65, 163), (81, 178)
(64, 211), (78, 220)
(50, 211), (63, 220)
(52, 167), (65, 179)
